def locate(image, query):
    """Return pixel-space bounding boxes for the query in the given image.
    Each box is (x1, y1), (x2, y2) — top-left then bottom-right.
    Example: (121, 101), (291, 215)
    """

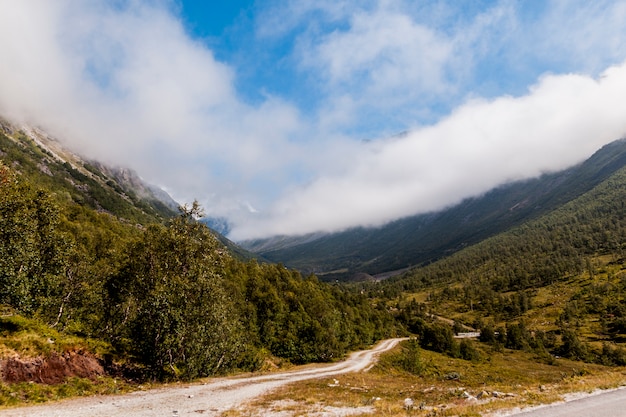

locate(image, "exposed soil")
(0, 350), (104, 384)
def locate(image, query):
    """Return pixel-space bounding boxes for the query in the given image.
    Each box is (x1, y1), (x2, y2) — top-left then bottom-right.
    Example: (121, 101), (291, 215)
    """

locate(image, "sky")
(1, 0), (626, 240)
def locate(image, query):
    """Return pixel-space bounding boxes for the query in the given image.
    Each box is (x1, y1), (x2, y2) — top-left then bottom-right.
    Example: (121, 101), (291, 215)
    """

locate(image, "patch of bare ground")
(224, 399), (375, 417)
(0, 350), (104, 384)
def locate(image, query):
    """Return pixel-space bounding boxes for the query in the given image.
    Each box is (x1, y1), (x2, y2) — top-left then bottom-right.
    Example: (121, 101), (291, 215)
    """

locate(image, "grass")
(0, 312), (110, 358)
(0, 376), (143, 408)
(0, 310), (149, 408)
(227, 341), (626, 417)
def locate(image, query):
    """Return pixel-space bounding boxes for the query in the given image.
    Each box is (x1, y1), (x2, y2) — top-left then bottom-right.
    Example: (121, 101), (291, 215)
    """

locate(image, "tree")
(560, 329), (588, 361)
(0, 163), (69, 315)
(106, 202), (246, 379)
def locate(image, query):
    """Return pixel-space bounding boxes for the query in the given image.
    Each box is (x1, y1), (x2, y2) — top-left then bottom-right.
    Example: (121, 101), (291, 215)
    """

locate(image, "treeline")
(373, 166), (626, 366)
(0, 162), (397, 380)
(395, 300), (626, 367)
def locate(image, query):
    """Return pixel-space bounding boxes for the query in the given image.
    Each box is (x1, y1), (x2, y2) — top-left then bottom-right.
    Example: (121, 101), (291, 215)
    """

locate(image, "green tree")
(0, 163), (69, 315)
(106, 202), (246, 379)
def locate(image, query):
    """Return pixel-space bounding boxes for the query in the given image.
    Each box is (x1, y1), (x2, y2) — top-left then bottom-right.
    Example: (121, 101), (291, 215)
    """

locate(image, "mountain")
(0, 118), (179, 223)
(0, 116), (397, 383)
(200, 216), (231, 236)
(0, 118), (266, 266)
(242, 138), (626, 281)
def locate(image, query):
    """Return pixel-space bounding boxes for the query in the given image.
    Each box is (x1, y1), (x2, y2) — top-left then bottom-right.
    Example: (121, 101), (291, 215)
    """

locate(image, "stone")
(404, 398), (414, 410)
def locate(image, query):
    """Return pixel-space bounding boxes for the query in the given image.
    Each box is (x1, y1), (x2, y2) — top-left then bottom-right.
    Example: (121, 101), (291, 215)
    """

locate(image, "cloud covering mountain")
(1, 0), (626, 240)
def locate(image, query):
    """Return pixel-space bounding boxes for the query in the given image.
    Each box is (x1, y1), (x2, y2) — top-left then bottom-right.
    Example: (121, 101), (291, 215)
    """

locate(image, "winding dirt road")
(0, 338), (405, 417)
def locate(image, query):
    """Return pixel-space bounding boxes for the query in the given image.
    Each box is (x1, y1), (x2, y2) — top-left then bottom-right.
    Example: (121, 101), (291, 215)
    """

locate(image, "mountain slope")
(0, 119), (263, 265)
(243, 138), (626, 280)
(0, 117), (398, 383)
(0, 118), (178, 223)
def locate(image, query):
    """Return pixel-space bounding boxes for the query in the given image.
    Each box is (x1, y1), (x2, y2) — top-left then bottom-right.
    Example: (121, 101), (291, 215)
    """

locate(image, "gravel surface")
(0, 338), (405, 417)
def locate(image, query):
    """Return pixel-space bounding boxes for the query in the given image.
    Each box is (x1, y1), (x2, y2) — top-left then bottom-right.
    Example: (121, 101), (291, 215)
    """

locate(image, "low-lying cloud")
(231, 64), (626, 239)
(1, 1), (626, 241)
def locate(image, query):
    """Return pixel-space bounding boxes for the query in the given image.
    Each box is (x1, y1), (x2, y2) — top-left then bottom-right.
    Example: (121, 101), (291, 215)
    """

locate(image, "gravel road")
(0, 338), (405, 417)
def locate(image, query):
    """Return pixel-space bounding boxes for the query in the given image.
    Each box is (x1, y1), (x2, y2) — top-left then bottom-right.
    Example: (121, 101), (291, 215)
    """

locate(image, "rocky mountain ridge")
(0, 117), (178, 222)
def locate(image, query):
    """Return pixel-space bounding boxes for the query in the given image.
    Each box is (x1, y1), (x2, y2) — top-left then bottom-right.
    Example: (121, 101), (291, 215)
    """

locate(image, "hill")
(242, 139), (626, 281)
(369, 153), (626, 369)
(0, 118), (397, 387)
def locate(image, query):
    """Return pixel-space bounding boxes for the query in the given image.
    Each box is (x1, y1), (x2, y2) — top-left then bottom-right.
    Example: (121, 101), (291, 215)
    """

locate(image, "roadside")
(0, 339), (405, 417)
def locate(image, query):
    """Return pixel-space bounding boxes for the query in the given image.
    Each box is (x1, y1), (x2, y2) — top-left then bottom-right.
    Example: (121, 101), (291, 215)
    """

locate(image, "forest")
(373, 164), (626, 367)
(0, 130), (397, 381)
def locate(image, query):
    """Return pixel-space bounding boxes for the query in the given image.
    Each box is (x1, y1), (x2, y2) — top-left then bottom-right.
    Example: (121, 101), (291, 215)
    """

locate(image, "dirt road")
(0, 338), (405, 417)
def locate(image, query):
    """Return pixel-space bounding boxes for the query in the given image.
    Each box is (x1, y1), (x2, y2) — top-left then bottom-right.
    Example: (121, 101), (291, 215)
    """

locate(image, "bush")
(396, 338), (424, 375)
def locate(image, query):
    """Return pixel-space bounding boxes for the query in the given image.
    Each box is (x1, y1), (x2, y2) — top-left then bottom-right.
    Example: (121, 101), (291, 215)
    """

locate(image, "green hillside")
(0, 122), (177, 224)
(0, 123), (398, 386)
(244, 139), (626, 281)
(373, 161), (626, 366)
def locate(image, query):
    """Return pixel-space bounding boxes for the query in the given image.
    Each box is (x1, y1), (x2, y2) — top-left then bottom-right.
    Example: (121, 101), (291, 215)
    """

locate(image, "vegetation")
(4, 121), (626, 415)
(364, 163), (626, 372)
(0, 128), (397, 385)
(246, 139), (626, 280)
(234, 339), (626, 417)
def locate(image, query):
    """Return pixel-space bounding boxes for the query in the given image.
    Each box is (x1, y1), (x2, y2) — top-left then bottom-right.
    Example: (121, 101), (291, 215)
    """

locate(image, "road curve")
(502, 386), (626, 417)
(0, 338), (406, 417)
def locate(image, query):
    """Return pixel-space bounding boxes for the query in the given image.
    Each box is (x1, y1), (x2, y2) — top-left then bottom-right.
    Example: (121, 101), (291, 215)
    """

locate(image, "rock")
(444, 372), (460, 380)
(327, 378), (340, 387)
(462, 390), (476, 401)
(477, 390), (490, 399)
(404, 398), (414, 410)
(492, 391), (516, 398)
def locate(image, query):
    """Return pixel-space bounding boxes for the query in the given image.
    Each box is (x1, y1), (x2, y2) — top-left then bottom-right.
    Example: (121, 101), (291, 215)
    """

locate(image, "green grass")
(0, 311), (148, 408)
(0, 312), (110, 358)
(0, 377), (122, 407)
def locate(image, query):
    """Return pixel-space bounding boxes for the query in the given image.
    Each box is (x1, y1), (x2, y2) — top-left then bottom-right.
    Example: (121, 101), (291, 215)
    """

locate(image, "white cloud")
(290, 1), (461, 131)
(230, 63), (626, 239)
(2, 0), (626, 243)
(0, 0), (307, 217)
(303, 10), (452, 91)
(523, 0), (626, 73)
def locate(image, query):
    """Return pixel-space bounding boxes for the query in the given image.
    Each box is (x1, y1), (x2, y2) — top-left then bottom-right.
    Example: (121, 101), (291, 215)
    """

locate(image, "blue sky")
(1, 1), (626, 239)
(177, 0), (623, 136)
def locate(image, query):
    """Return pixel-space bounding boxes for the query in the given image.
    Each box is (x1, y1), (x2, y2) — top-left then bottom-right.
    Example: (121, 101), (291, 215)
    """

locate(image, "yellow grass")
(226, 343), (626, 417)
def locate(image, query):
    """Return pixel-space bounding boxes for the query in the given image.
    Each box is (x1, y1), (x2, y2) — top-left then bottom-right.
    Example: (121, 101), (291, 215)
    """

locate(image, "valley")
(1, 118), (626, 416)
